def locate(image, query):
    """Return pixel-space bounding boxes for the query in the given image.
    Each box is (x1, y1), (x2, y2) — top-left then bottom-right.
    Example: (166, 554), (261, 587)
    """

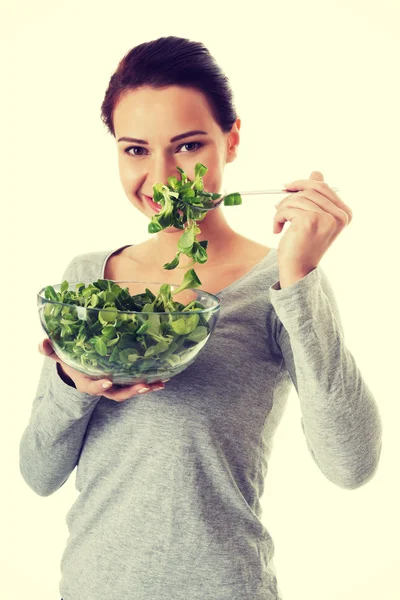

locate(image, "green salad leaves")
(43, 276), (213, 381)
(41, 163), (241, 382)
(148, 163), (242, 273)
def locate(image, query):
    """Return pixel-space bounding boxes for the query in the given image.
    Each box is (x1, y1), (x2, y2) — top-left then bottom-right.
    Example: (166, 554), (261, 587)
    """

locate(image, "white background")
(1, 0), (399, 598)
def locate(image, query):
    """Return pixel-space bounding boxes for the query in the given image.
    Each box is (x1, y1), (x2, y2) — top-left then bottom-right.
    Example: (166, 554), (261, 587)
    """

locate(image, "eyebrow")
(117, 130), (208, 144)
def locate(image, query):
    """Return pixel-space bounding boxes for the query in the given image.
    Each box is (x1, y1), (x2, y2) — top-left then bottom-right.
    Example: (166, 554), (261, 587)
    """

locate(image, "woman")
(20, 36), (382, 600)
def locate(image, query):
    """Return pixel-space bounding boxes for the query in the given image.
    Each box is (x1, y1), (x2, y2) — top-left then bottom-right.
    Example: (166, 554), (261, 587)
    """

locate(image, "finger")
(278, 191), (349, 227)
(274, 202), (327, 230)
(273, 205), (335, 235)
(101, 381), (166, 402)
(38, 338), (58, 360)
(309, 170), (324, 181)
(283, 181), (353, 224)
(39, 338), (170, 400)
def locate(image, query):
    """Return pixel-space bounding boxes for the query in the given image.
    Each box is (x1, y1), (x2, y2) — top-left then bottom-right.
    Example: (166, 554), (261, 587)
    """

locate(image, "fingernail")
(162, 379), (170, 383)
(38, 342), (44, 352)
(152, 385), (164, 392)
(102, 381), (113, 389)
(138, 387), (150, 394)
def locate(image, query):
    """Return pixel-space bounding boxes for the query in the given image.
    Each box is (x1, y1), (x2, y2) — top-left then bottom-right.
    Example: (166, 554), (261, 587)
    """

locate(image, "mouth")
(143, 194), (162, 213)
(142, 193), (187, 221)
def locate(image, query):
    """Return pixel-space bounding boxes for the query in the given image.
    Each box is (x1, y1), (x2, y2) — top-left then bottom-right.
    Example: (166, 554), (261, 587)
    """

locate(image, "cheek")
(118, 157), (140, 191)
(203, 174), (223, 194)
(117, 157), (128, 182)
(200, 152), (225, 193)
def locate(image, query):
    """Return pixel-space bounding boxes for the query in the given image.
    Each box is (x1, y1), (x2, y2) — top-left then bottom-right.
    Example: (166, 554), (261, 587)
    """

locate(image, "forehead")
(113, 85), (219, 137)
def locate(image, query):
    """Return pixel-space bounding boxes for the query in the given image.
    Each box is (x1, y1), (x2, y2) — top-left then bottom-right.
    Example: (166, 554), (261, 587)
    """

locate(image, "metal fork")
(184, 187), (339, 212)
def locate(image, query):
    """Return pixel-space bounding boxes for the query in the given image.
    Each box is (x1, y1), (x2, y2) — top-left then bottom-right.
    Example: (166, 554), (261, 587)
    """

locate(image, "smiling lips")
(143, 194), (162, 212)
(143, 194), (185, 219)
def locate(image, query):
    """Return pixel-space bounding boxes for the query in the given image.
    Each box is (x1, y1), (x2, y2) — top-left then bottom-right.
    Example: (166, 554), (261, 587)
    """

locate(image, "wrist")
(279, 271), (309, 289)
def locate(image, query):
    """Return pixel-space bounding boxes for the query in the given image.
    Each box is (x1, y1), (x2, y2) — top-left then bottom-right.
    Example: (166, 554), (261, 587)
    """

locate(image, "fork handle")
(238, 187), (339, 195)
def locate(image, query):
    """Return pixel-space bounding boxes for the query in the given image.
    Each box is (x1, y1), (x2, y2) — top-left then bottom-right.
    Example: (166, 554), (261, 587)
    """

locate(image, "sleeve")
(19, 256), (102, 497)
(269, 265), (383, 490)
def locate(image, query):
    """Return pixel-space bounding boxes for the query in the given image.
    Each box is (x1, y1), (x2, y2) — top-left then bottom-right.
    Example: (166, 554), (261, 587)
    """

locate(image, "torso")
(104, 238), (271, 296)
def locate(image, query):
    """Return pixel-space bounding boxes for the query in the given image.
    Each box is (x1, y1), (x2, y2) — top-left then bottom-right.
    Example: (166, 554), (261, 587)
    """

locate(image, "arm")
(19, 257), (102, 496)
(270, 266), (382, 490)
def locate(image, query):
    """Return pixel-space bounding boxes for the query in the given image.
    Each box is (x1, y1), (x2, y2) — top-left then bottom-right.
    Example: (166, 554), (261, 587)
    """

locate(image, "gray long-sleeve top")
(19, 245), (382, 600)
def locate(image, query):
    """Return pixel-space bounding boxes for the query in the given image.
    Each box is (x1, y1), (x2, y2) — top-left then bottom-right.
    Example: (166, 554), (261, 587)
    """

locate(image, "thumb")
(310, 170), (324, 181)
(38, 338), (57, 358)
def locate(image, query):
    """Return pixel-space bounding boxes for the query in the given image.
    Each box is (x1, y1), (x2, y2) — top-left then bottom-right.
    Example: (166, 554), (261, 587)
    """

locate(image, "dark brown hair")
(100, 36), (238, 137)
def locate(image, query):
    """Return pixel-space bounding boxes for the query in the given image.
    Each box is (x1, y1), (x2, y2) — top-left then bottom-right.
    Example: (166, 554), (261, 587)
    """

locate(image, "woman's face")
(113, 85), (240, 224)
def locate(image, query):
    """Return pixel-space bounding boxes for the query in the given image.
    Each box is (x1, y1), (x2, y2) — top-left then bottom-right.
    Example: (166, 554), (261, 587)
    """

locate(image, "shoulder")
(60, 247), (126, 282)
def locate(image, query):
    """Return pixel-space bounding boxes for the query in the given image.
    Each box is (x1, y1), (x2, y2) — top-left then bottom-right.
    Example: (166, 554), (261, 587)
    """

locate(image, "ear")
(226, 118), (241, 164)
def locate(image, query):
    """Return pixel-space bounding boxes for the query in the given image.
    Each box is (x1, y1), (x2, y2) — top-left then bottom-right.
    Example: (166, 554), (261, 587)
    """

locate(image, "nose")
(145, 156), (178, 193)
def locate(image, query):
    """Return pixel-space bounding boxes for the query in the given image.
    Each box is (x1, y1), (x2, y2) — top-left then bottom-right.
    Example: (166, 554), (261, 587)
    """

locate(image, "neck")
(149, 208), (239, 269)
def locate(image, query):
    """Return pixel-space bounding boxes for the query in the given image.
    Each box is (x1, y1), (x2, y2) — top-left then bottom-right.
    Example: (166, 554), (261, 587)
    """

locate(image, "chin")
(160, 226), (182, 234)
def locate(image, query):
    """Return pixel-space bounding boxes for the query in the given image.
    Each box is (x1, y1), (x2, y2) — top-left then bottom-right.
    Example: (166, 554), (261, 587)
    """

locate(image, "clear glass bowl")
(37, 280), (221, 385)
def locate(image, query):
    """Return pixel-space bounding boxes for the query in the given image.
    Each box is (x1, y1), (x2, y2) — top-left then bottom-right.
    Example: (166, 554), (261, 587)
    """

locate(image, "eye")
(124, 146), (148, 156)
(124, 141), (203, 157)
(177, 142), (203, 153)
